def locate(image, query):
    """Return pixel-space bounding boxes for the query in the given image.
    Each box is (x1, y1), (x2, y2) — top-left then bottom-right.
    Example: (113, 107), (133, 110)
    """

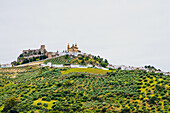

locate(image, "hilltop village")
(0, 43), (169, 75)
(17, 44), (81, 62)
(12, 43), (84, 65)
(12, 43), (110, 70)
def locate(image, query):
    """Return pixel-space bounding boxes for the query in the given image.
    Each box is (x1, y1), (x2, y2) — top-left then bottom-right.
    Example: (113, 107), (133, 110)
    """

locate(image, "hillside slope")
(0, 66), (169, 113)
(44, 54), (109, 68)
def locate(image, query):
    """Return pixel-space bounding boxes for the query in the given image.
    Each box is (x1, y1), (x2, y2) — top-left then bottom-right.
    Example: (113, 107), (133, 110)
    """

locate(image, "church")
(67, 43), (81, 53)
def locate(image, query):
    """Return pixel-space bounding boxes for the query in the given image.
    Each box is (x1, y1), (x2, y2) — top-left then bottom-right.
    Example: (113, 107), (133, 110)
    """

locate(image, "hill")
(0, 66), (169, 113)
(44, 54), (109, 68)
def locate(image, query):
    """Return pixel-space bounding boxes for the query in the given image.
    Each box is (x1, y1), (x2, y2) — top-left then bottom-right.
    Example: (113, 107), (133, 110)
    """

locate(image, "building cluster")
(67, 43), (81, 53)
(40, 62), (170, 75)
(1, 61), (169, 75)
(41, 62), (109, 70)
(1, 43), (169, 75)
(107, 65), (170, 75)
(17, 43), (82, 63)
(22, 45), (47, 58)
(17, 45), (48, 62)
(17, 43), (82, 62)
(18, 45), (60, 62)
(107, 65), (145, 70)
(0, 64), (12, 68)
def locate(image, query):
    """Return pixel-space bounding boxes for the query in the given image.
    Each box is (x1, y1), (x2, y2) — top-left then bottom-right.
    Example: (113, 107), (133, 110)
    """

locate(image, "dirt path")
(15, 60), (44, 67)
(14, 55), (65, 67)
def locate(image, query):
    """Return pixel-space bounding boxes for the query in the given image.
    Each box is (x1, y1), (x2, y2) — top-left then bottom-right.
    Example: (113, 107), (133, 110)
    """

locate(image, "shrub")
(43, 103), (48, 107)
(37, 102), (42, 105)
(149, 80), (153, 83)
(143, 85), (146, 88)
(102, 107), (107, 112)
(0, 102), (2, 106)
(42, 97), (47, 101)
(98, 105), (102, 109)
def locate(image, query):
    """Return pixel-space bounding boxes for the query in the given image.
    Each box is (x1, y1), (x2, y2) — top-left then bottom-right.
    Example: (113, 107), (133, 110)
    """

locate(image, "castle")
(17, 45), (59, 62)
(22, 45), (47, 58)
(67, 43), (81, 53)
(16, 43), (81, 64)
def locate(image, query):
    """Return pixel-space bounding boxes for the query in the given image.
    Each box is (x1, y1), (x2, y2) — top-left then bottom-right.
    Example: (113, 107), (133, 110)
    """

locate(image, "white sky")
(0, 0), (170, 71)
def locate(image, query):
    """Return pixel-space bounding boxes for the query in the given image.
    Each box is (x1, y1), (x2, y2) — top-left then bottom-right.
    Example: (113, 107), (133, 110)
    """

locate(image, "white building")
(47, 62), (52, 67)
(52, 64), (63, 68)
(1, 64), (12, 68)
(71, 65), (80, 68)
(87, 64), (93, 68)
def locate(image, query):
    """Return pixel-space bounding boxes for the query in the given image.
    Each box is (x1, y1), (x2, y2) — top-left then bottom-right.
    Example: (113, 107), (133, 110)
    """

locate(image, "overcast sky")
(0, 0), (169, 71)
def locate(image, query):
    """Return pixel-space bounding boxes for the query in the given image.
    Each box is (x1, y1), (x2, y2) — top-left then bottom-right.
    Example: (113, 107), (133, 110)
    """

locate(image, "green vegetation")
(44, 55), (109, 68)
(62, 68), (112, 75)
(0, 66), (169, 113)
(12, 55), (47, 66)
(144, 65), (161, 71)
(44, 56), (70, 65)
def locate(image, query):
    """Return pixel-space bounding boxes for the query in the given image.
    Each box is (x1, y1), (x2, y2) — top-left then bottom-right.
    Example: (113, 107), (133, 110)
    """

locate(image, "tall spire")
(67, 43), (70, 52)
(68, 43), (69, 48)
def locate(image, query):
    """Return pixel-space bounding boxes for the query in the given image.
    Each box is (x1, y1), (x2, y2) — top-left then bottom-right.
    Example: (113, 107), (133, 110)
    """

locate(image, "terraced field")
(44, 56), (71, 65)
(0, 66), (169, 113)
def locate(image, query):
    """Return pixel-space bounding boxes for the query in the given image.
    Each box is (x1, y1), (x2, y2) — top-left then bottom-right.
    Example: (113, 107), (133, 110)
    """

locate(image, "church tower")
(67, 43), (81, 53)
(75, 43), (77, 47)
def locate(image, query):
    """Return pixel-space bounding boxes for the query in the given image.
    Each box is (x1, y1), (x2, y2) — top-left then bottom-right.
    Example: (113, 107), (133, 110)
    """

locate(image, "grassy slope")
(44, 56), (70, 64)
(44, 55), (108, 67)
(62, 68), (112, 75)
(0, 66), (169, 113)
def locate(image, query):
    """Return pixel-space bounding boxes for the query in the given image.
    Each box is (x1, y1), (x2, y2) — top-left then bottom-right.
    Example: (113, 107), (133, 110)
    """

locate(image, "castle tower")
(40, 45), (45, 50)
(40, 45), (46, 55)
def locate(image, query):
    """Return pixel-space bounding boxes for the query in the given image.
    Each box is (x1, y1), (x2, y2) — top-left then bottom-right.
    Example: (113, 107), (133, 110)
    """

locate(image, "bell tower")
(67, 43), (80, 53)
(75, 43), (77, 47)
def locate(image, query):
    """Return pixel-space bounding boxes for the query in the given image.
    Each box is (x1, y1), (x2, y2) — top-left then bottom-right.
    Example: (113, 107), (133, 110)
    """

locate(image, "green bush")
(43, 103), (48, 107)
(37, 102), (42, 105)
